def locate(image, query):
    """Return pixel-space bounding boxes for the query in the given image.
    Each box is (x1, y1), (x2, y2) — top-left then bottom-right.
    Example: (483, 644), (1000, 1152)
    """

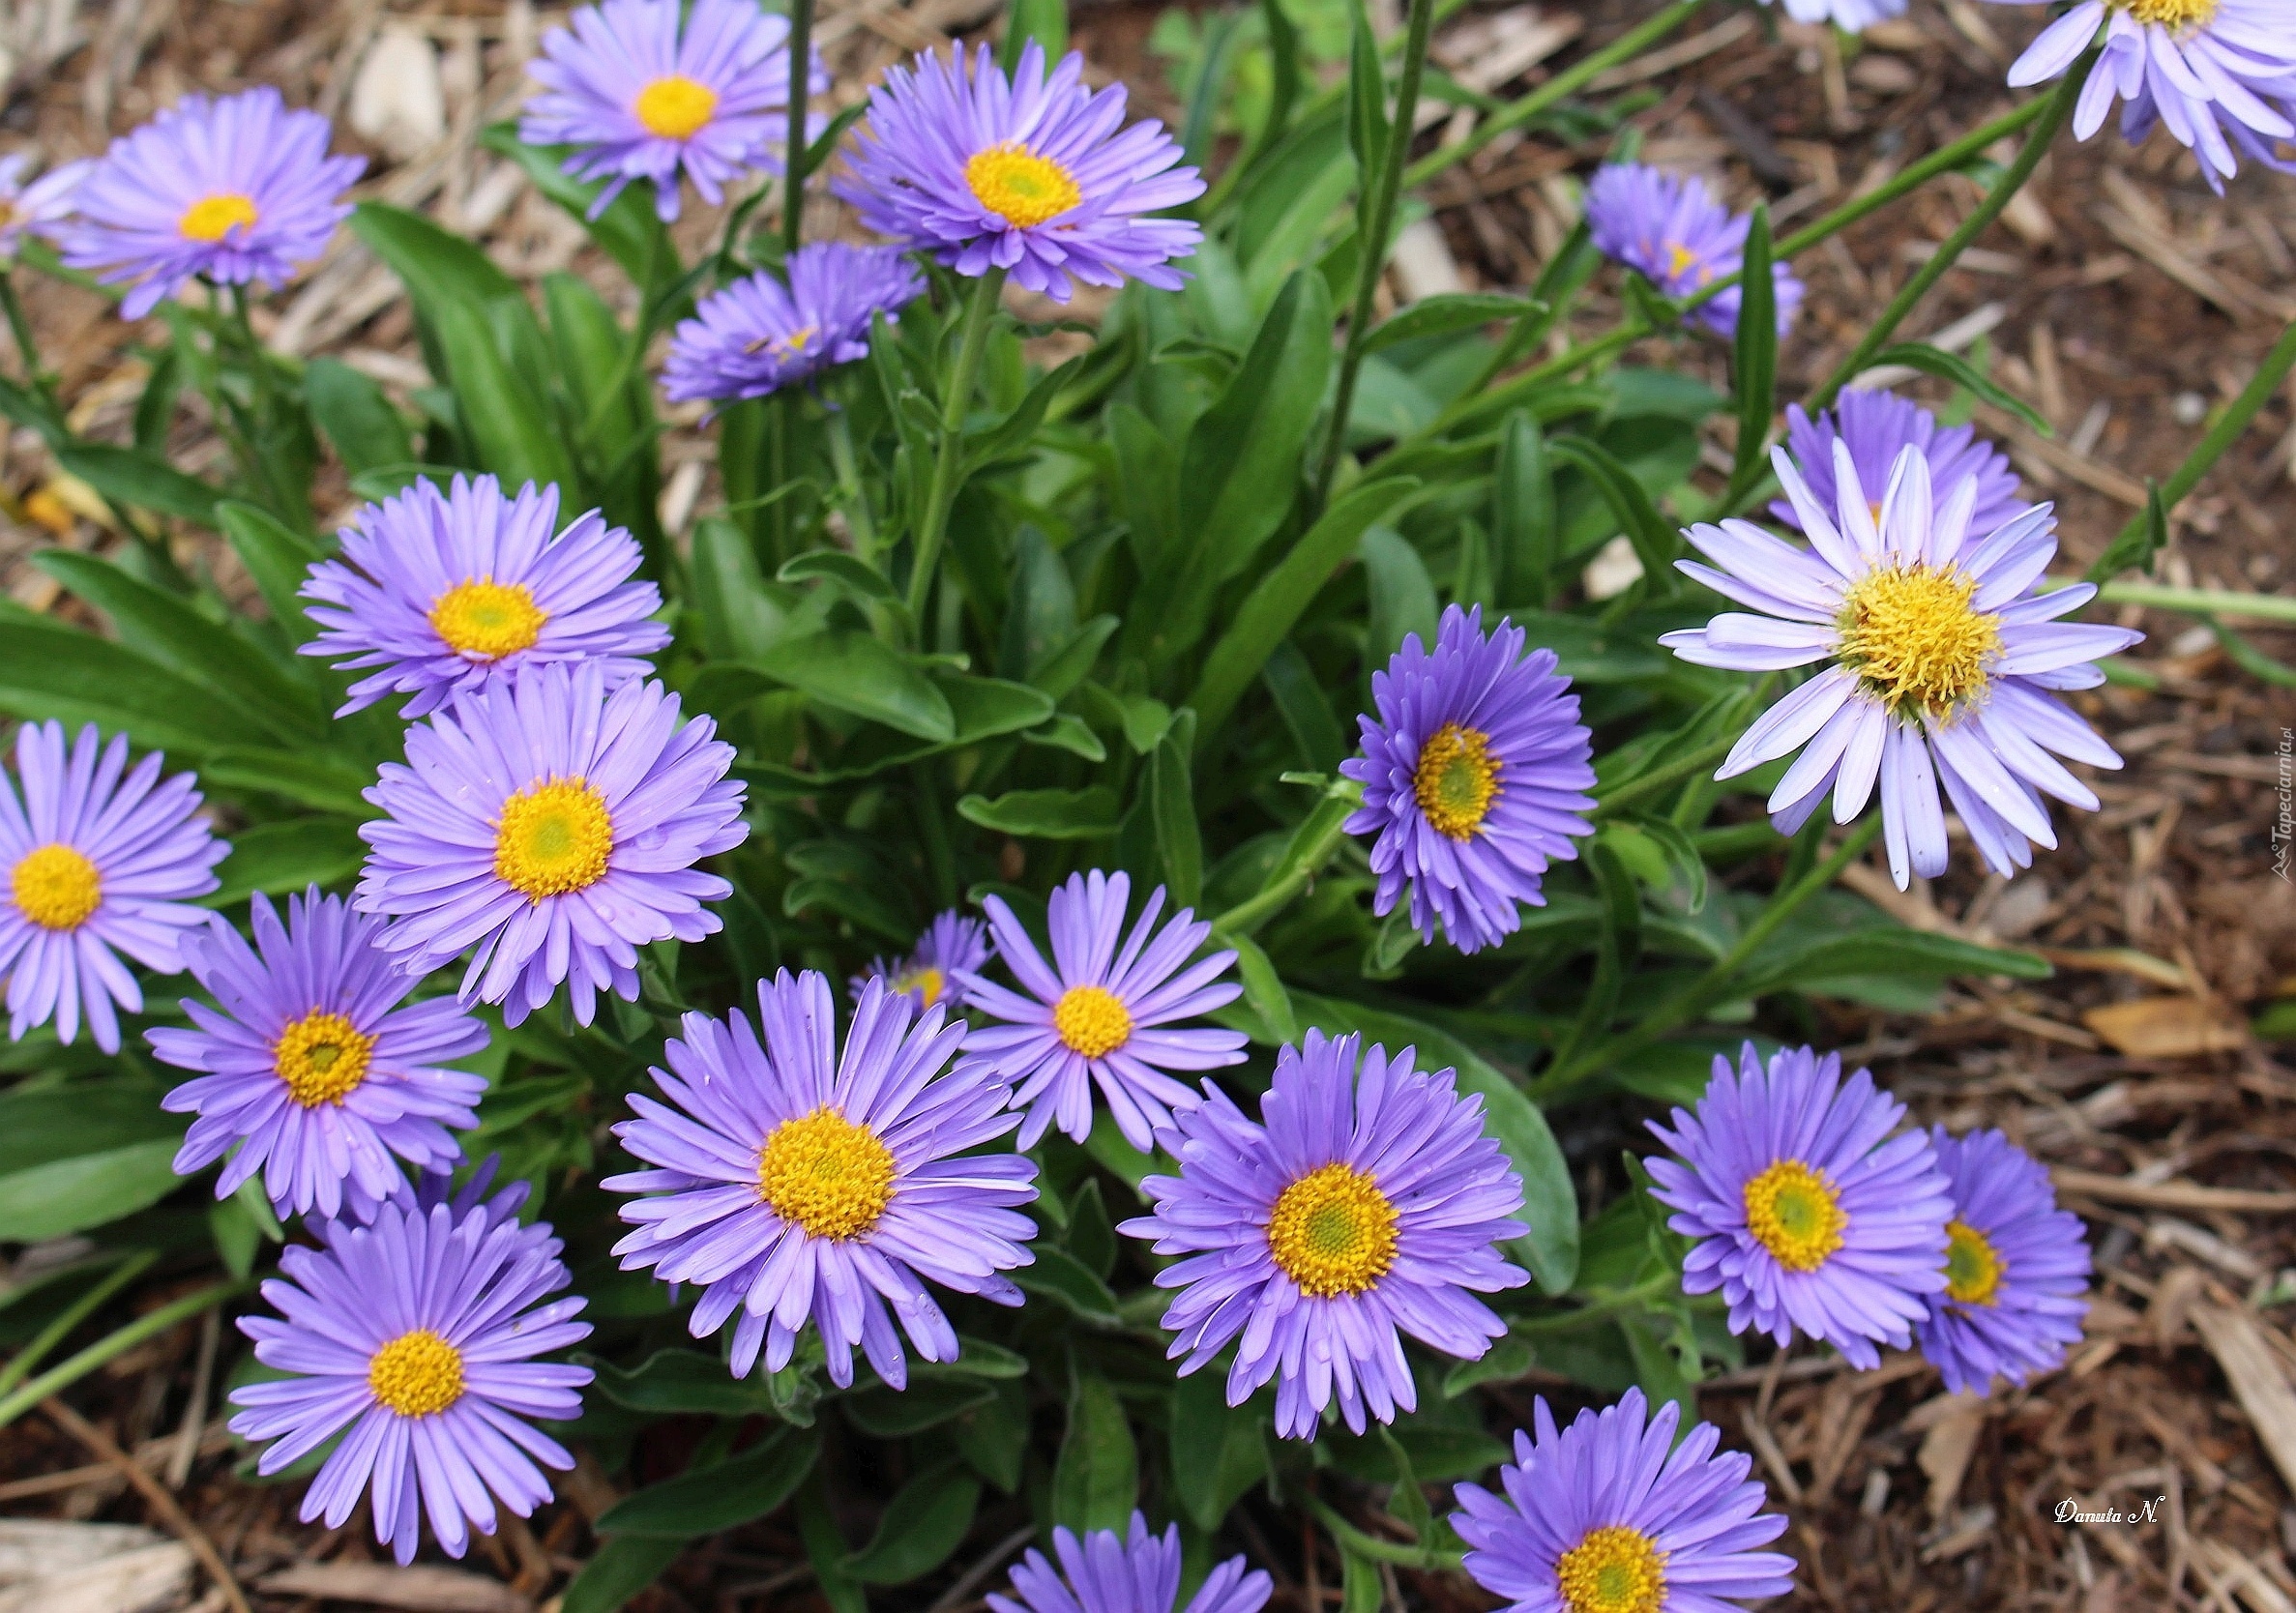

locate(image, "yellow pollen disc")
(2116, 0), (2216, 27)
(180, 192), (258, 243)
(1555, 1525), (1668, 1613)
(1836, 562), (2002, 719)
(1266, 1163), (1400, 1298)
(633, 74), (718, 139)
(273, 1010), (377, 1107)
(429, 577), (546, 660)
(747, 324), (819, 358)
(1052, 984), (1132, 1059)
(12, 843), (100, 930)
(895, 966), (946, 1009)
(1944, 1217), (2005, 1306)
(1412, 721), (1502, 840)
(965, 142), (1082, 228)
(1743, 1158), (1848, 1273)
(368, 1329), (465, 1418)
(0, 201), (17, 231)
(493, 778), (613, 900)
(757, 1106), (897, 1240)
(1663, 241), (1712, 285)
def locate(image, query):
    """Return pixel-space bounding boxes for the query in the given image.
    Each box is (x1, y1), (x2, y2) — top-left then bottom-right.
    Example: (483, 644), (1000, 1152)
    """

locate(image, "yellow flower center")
(750, 324), (818, 358)
(1944, 1217), (2005, 1306)
(429, 578), (546, 660)
(2116, 0), (2216, 28)
(757, 1106), (897, 1241)
(1052, 984), (1131, 1059)
(12, 843), (100, 930)
(1412, 721), (1502, 840)
(633, 74), (718, 139)
(964, 143), (1082, 228)
(1663, 241), (1712, 286)
(1555, 1525), (1667, 1613)
(368, 1329), (465, 1418)
(1743, 1158), (1848, 1273)
(1836, 563), (2002, 719)
(493, 778), (613, 900)
(180, 192), (258, 243)
(273, 1010), (376, 1107)
(1266, 1163), (1400, 1298)
(894, 966), (946, 1009)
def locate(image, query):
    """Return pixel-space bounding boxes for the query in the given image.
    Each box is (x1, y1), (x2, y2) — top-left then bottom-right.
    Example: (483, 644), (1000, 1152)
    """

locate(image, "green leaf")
(1024, 713), (1106, 762)
(597, 1428), (820, 1540)
(2086, 481), (2168, 583)
(1170, 1371), (1268, 1532)
(1869, 342), (2051, 436)
(208, 818), (367, 907)
(0, 620), (250, 755)
(561, 1538), (683, 1613)
(844, 1466), (982, 1584)
(305, 358), (414, 476)
(957, 786), (1122, 840)
(1344, 0), (1390, 205)
(56, 445), (220, 525)
(428, 296), (578, 493)
(1493, 410), (1556, 607)
(1014, 1245), (1123, 1324)
(998, 0), (1070, 75)
(200, 749), (374, 818)
(217, 502), (324, 643)
(586, 1349), (778, 1417)
(1745, 926), (2050, 995)
(839, 1380), (997, 1438)
(1360, 526), (1439, 665)
(1151, 730), (1202, 910)
(745, 629), (955, 742)
(482, 126), (680, 303)
(1728, 204), (1777, 496)
(0, 1083), (186, 1241)
(1052, 1372), (1138, 1536)
(1549, 434), (1679, 593)
(691, 515), (802, 661)
(1364, 293), (1545, 355)
(1228, 932), (1300, 1044)
(780, 549), (898, 603)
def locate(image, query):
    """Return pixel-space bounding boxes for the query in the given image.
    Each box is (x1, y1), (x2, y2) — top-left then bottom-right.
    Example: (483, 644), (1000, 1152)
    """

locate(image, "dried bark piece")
(1916, 1393), (1988, 1523)
(2193, 1305), (2296, 1501)
(2082, 996), (2248, 1058)
(258, 1562), (533, 1613)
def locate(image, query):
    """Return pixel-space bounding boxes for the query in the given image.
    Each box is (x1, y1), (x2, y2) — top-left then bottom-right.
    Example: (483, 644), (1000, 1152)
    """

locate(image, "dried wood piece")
(1915, 1393), (1987, 1522)
(258, 1562), (533, 1613)
(0, 1540), (191, 1613)
(2193, 1306), (2296, 1501)
(2082, 996), (2250, 1058)
(2052, 1171), (2296, 1215)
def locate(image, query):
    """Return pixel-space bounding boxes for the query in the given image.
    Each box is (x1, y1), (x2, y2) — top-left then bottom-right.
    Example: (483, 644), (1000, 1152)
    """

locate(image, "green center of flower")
(1743, 1159), (1847, 1273)
(274, 1010), (375, 1107)
(429, 577), (546, 660)
(493, 778), (613, 899)
(1412, 722), (1501, 839)
(1944, 1217), (2005, 1305)
(1556, 1525), (1667, 1613)
(1266, 1163), (1399, 1298)
(758, 1106), (897, 1240)
(965, 143), (1081, 227)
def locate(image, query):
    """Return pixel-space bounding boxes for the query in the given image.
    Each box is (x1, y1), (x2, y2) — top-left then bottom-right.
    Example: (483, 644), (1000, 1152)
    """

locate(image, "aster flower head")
(662, 243), (924, 407)
(0, 153), (89, 258)
(1663, 443), (2143, 889)
(1339, 604), (1598, 955)
(606, 971), (1039, 1389)
(1453, 1388), (1795, 1613)
(300, 474), (669, 719)
(1644, 1042), (1952, 1368)
(152, 887), (488, 1221)
(227, 1188), (592, 1565)
(989, 1514), (1273, 1613)
(1772, 390), (2024, 541)
(836, 42), (1206, 302)
(521, 0), (827, 221)
(959, 870), (1244, 1152)
(1918, 1126), (2090, 1395)
(1983, 0), (2296, 191)
(850, 908), (990, 1014)
(1119, 1030), (1529, 1441)
(357, 661), (748, 1027)
(60, 87), (362, 319)
(0, 721), (225, 1053)
(1583, 162), (1803, 340)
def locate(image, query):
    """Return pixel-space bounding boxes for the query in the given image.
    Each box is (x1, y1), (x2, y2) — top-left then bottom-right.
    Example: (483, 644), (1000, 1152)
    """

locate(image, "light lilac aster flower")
(1584, 161), (1803, 340)
(1453, 1388), (1795, 1613)
(1339, 604), (1597, 955)
(836, 42), (1205, 302)
(227, 1188), (591, 1565)
(1756, 0), (1907, 27)
(850, 908), (990, 1013)
(1918, 1126), (2090, 1395)
(152, 887), (487, 1221)
(1663, 443), (2142, 889)
(521, 0), (825, 221)
(300, 474), (669, 719)
(606, 971), (1039, 1389)
(662, 243), (924, 406)
(958, 870), (1244, 1152)
(357, 662), (748, 1027)
(0, 721), (225, 1053)
(60, 87), (361, 319)
(989, 1514), (1273, 1613)
(1119, 1030), (1529, 1441)
(1644, 1042), (1952, 1370)
(1771, 390), (2024, 542)
(1983, 0), (2296, 191)
(0, 153), (89, 258)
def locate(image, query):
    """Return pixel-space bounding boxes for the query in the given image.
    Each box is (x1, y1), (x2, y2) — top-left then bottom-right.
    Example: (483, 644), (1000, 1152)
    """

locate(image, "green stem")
(0, 270), (57, 407)
(0, 1251), (157, 1399)
(2092, 581), (2296, 626)
(825, 405), (877, 558)
(1212, 791), (1359, 938)
(1513, 1271), (1676, 1335)
(1306, 1499), (1460, 1571)
(0, 1277), (252, 1431)
(780, 0), (815, 257)
(904, 269), (1004, 627)
(1592, 686), (1768, 819)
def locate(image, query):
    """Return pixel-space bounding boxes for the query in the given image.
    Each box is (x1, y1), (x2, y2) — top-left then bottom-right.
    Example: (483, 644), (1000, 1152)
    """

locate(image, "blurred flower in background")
(663, 242), (925, 406)
(1585, 161), (1803, 339)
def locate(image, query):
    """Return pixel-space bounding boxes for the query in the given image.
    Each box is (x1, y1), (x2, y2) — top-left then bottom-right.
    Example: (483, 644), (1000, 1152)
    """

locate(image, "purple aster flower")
(1119, 1029), (1529, 1441)
(958, 870), (1244, 1152)
(357, 662), (748, 1027)
(989, 1514), (1273, 1613)
(1918, 1126), (2090, 1395)
(850, 908), (990, 1014)
(1453, 1388), (1795, 1613)
(1663, 443), (2142, 889)
(1757, 0), (1906, 27)
(1644, 1042), (1952, 1370)
(1983, 0), (2296, 191)
(662, 243), (925, 407)
(227, 1188), (592, 1565)
(299, 474), (669, 719)
(0, 153), (89, 258)
(151, 888), (487, 1221)
(59, 87), (362, 320)
(836, 42), (1206, 303)
(1771, 390), (2024, 542)
(520, 0), (825, 221)
(606, 971), (1039, 1389)
(1584, 162), (1803, 340)
(0, 721), (225, 1053)
(1339, 604), (1597, 955)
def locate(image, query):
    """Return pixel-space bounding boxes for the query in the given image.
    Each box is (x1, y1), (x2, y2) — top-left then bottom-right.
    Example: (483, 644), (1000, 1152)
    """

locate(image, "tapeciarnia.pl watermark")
(2276, 727), (2292, 885)
(2056, 1496), (2167, 1527)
